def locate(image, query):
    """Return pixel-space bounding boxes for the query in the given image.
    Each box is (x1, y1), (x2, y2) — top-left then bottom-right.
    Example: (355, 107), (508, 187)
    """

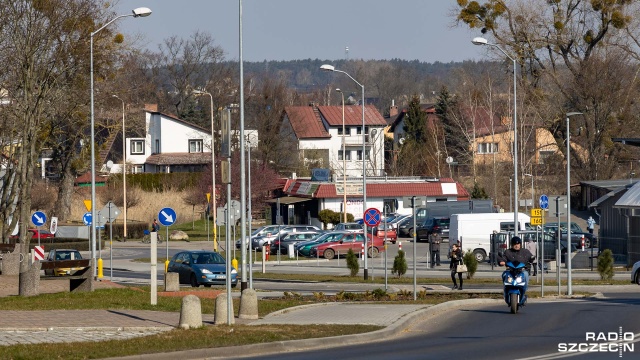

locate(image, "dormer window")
(189, 139), (203, 153)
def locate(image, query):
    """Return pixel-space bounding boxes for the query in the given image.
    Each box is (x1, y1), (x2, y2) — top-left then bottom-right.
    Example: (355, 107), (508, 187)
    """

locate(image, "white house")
(281, 104), (387, 177)
(125, 104), (213, 174)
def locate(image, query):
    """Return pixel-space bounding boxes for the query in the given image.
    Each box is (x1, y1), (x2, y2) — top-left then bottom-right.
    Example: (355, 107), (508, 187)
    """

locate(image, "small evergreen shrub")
(346, 248), (359, 276)
(463, 249), (478, 279)
(392, 250), (408, 278)
(597, 249), (615, 281)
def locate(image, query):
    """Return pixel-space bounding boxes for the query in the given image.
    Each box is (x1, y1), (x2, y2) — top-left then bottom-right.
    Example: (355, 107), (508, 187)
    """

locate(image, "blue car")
(167, 251), (237, 288)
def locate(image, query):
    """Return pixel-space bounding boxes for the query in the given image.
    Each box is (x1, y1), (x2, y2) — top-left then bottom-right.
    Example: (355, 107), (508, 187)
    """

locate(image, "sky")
(113, 0), (485, 63)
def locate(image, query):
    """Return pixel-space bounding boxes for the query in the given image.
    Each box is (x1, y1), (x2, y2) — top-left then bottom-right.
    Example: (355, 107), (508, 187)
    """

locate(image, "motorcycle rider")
(498, 236), (535, 298)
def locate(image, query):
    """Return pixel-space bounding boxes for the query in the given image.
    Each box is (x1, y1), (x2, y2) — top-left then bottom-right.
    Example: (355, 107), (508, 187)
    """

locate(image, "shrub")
(392, 250), (408, 278)
(346, 248), (359, 276)
(463, 249), (478, 279)
(597, 249), (615, 281)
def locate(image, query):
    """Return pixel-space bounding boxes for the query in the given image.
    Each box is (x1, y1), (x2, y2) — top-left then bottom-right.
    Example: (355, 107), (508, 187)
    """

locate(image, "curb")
(104, 298), (499, 360)
(0, 326), (172, 332)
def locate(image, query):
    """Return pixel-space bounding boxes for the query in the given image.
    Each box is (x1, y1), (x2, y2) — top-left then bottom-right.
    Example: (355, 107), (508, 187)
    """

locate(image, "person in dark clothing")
(449, 243), (463, 290)
(151, 219), (160, 232)
(498, 236), (535, 294)
(429, 232), (441, 266)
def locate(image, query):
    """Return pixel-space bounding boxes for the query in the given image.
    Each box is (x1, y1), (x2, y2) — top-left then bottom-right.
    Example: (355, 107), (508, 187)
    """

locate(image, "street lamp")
(112, 95), (126, 242)
(336, 88), (347, 223)
(321, 64), (369, 280)
(473, 37), (518, 236)
(90, 7), (151, 273)
(524, 173), (534, 212)
(193, 89), (217, 251)
(566, 111), (583, 296)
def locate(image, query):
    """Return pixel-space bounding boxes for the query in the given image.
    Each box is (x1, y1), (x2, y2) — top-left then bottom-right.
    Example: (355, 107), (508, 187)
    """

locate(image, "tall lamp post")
(566, 111), (583, 296)
(320, 64), (368, 280)
(90, 7), (151, 273)
(193, 90), (217, 251)
(472, 37), (518, 236)
(112, 95), (127, 241)
(336, 88), (347, 223)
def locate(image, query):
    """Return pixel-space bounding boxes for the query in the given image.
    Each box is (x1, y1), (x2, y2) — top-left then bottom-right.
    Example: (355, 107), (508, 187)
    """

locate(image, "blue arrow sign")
(539, 194), (549, 210)
(158, 207), (177, 226)
(31, 211), (47, 226)
(82, 212), (92, 226)
(364, 208), (381, 227)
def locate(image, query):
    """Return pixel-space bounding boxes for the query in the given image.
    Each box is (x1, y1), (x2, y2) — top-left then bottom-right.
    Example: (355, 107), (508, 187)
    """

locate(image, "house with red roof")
(280, 104), (387, 177)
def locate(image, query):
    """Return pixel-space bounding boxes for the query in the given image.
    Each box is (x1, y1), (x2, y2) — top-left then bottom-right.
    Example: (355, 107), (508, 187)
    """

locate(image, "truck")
(449, 212), (531, 262)
(414, 199), (494, 222)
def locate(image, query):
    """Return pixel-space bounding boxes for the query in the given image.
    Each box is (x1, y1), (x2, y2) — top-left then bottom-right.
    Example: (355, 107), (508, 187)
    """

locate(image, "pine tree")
(404, 95), (427, 143)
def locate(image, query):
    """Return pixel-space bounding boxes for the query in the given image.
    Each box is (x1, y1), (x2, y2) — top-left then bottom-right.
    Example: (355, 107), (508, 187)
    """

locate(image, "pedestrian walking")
(429, 232), (441, 266)
(525, 239), (538, 276)
(587, 216), (596, 235)
(449, 243), (463, 290)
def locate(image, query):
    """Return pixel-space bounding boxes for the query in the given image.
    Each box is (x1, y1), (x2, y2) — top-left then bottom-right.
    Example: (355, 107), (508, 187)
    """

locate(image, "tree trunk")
(53, 166), (76, 221)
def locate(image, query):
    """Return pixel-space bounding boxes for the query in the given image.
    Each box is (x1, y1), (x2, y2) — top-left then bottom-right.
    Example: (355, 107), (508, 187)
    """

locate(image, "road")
(238, 291), (640, 360)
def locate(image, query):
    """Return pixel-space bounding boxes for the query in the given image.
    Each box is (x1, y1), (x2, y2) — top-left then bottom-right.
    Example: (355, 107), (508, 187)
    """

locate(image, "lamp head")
(566, 112), (583, 117)
(336, 88), (342, 93)
(132, 7), (152, 17)
(472, 37), (488, 46)
(320, 64), (335, 72)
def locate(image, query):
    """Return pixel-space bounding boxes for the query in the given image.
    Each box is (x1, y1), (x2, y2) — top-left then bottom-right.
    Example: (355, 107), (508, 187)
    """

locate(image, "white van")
(449, 212), (531, 262)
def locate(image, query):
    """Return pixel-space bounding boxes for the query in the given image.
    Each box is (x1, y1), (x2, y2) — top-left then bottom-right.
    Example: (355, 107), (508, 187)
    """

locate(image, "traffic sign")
(31, 211), (46, 226)
(82, 212), (92, 226)
(50, 217), (58, 234)
(539, 194), (549, 210)
(158, 207), (177, 226)
(530, 208), (542, 217)
(530, 217), (543, 225)
(364, 208), (382, 227)
(101, 201), (121, 223)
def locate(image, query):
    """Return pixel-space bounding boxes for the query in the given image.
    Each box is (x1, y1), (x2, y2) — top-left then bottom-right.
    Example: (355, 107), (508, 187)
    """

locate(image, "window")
(130, 140), (144, 155)
(338, 150), (351, 160)
(356, 126), (362, 135)
(357, 150), (363, 160)
(338, 127), (350, 136)
(189, 139), (203, 153)
(155, 139), (160, 154)
(132, 165), (143, 174)
(477, 142), (499, 154)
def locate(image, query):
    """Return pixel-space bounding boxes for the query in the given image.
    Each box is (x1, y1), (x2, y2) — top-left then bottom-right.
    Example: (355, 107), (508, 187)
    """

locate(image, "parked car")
(43, 249), (84, 276)
(632, 261), (640, 285)
(416, 217), (450, 241)
(544, 222), (597, 248)
(167, 250), (237, 288)
(251, 225), (321, 250)
(295, 231), (350, 257)
(270, 232), (321, 255)
(10, 229), (55, 240)
(378, 214), (409, 232)
(493, 230), (576, 263)
(397, 216), (414, 238)
(236, 225), (281, 249)
(333, 223), (363, 232)
(310, 232), (385, 260)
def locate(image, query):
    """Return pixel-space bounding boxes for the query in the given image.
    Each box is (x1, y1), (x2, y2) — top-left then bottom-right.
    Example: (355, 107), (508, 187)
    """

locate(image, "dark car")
(416, 217), (450, 241)
(397, 216), (414, 238)
(251, 225), (321, 250)
(544, 222), (597, 248)
(167, 250), (237, 288)
(270, 232), (320, 255)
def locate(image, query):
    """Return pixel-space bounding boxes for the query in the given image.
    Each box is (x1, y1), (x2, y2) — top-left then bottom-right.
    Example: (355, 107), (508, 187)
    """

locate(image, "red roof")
(285, 179), (470, 200)
(284, 106), (330, 139)
(317, 105), (387, 127)
(75, 171), (109, 185)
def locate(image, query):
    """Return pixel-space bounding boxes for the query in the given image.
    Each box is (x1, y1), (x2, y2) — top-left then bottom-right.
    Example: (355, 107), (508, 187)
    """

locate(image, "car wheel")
(584, 238), (591, 248)
(391, 240), (396, 244)
(232, 283), (237, 288)
(368, 247), (379, 258)
(204, 284), (211, 288)
(190, 274), (199, 288)
(324, 249), (335, 260)
(473, 250), (486, 262)
(635, 271), (640, 285)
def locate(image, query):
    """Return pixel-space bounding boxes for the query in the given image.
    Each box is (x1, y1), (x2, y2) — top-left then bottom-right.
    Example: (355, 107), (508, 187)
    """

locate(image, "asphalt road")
(238, 292), (640, 360)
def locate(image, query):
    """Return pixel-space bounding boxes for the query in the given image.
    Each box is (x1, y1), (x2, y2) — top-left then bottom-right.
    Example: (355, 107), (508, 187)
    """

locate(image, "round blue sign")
(158, 207), (177, 226)
(539, 194), (549, 210)
(82, 212), (92, 226)
(364, 208), (381, 227)
(31, 211), (47, 226)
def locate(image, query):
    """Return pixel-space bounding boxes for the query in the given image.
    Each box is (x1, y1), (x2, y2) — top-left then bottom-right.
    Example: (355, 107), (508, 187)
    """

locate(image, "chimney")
(144, 104), (158, 112)
(389, 99), (398, 117)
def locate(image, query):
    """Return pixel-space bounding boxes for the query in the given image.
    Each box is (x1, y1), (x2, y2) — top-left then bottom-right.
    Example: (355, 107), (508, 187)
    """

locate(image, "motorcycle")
(502, 261), (528, 314)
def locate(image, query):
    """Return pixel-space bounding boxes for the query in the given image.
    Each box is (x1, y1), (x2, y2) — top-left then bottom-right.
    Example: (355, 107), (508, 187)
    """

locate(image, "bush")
(346, 248), (359, 276)
(318, 209), (354, 229)
(392, 250), (407, 278)
(597, 249), (615, 281)
(463, 249), (478, 279)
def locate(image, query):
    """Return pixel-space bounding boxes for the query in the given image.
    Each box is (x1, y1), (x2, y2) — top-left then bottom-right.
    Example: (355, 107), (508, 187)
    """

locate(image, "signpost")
(101, 202), (121, 280)
(363, 208), (380, 280)
(159, 207), (177, 261)
(31, 211), (47, 247)
(539, 194), (549, 297)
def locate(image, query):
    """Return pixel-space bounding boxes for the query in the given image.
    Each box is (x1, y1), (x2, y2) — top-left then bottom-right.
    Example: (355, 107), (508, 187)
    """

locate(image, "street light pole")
(193, 90), (217, 251)
(337, 88), (347, 223)
(112, 95), (126, 241)
(472, 37), (518, 236)
(90, 8), (151, 274)
(566, 111), (583, 296)
(320, 64), (368, 280)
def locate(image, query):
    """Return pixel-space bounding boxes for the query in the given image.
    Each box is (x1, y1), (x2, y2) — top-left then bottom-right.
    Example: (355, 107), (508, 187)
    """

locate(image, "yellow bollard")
(97, 258), (103, 278)
(165, 259), (169, 273)
(232, 257), (238, 271)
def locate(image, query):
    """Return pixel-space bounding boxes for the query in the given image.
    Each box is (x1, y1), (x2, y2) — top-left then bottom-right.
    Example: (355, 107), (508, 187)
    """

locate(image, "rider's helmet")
(510, 236), (522, 246)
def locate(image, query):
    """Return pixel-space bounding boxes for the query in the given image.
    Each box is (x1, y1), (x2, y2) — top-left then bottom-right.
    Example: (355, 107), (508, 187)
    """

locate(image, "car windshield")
(192, 252), (225, 264)
(55, 251), (82, 260)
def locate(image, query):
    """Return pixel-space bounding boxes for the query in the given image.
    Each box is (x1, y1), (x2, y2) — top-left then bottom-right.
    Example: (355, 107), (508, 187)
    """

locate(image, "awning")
(265, 196), (313, 205)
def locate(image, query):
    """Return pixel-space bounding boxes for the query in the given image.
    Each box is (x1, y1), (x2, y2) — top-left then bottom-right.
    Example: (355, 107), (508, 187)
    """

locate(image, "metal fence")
(597, 236), (628, 265)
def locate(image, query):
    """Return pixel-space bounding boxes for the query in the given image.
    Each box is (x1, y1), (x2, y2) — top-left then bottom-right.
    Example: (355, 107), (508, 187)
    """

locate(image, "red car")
(310, 232), (385, 260)
(10, 229), (55, 240)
